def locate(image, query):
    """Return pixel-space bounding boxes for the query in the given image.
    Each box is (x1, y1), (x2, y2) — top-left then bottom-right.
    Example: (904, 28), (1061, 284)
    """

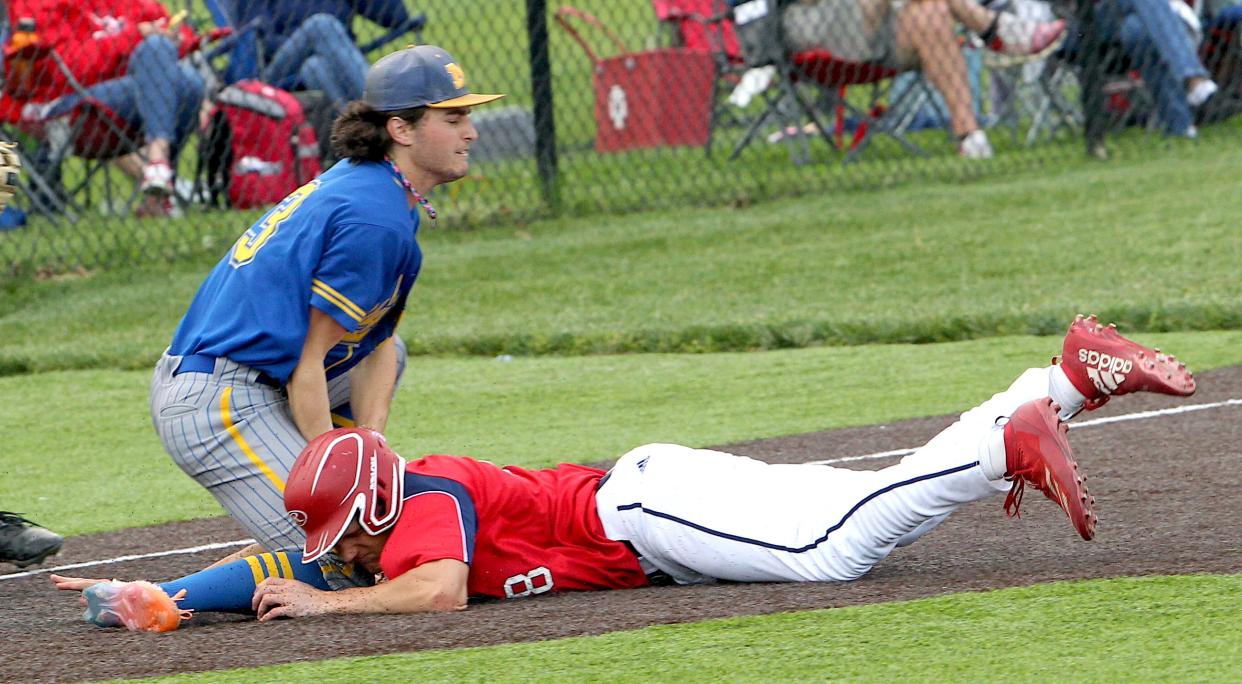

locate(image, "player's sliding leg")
(890, 314), (1197, 545)
(52, 551), (331, 633)
(596, 367), (1083, 583)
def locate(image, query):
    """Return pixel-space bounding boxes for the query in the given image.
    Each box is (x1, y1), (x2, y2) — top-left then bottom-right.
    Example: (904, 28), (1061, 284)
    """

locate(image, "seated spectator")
(782, 0), (1067, 158)
(0, 0), (205, 214)
(1058, 0), (1216, 137)
(223, 0), (421, 113)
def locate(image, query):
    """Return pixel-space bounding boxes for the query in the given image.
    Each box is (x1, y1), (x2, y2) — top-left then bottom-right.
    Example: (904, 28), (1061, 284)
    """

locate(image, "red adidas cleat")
(1058, 314), (1196, 410)
(1003, 398), (1097, 541)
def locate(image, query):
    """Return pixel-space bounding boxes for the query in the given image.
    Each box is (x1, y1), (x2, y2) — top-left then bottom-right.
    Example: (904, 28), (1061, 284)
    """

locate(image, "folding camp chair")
(980, 0), (1082, 146)
(651, 0), (752, 155)
(985, 48), (1084, 146)
(723, 0), (929, 164)
(3, 41), (152, 218)
(1197, 8), (1242, 123)
(5, 20), (239, 220)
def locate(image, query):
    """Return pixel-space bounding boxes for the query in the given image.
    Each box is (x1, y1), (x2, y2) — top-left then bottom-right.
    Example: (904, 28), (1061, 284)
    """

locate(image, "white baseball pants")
(595, 367), (1055, 584)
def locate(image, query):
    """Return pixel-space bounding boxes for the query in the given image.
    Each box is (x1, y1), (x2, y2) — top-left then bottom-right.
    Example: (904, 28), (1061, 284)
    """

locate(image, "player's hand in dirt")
(50, 574), (109, 592)
(252, 577), (334, 621)
(50, 574), (111, 606)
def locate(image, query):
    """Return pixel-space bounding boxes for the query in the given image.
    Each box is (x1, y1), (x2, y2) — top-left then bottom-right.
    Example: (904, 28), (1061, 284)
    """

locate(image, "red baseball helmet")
(284, 427), (407, 562)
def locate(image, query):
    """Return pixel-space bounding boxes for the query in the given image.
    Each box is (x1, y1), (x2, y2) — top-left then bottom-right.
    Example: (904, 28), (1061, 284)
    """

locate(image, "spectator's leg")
(1113, 9), (1195, 134)
(263, 14), (368, 107)
(127, 35), (205, 196)
(896, 0), (980, 137)
(942, 0), (995, 34)
(168, 63), (207, 153)
(120, 36), (183, 164)
(298, 54), (364, 109)
(82, 35), (205, 204)
(1112, 0), (1210, 89)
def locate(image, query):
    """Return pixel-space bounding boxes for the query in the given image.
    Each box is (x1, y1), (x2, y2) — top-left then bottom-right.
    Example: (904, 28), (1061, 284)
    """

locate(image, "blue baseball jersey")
(170, 160), (422, 383)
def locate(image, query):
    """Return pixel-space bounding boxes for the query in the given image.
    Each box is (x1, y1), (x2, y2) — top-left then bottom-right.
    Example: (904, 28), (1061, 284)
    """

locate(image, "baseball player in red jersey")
(335, 454), (652, 599)
(241, 315), (1195, 620)
(53, 316), (1196, 628)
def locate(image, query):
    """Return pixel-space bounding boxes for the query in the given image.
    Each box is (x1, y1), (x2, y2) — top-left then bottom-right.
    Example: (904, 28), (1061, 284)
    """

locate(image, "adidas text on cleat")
(83, 580), (191, 633)
(1003, 398), (1097, 541)
(1057, 314), (1196, 409)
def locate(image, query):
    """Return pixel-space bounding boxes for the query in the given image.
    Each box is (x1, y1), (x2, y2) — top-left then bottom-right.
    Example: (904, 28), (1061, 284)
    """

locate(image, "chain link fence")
(0, 0), (1238, 279)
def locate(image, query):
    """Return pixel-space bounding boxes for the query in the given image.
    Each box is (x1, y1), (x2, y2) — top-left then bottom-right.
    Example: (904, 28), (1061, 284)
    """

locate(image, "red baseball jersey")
(379, 455), (650, 599)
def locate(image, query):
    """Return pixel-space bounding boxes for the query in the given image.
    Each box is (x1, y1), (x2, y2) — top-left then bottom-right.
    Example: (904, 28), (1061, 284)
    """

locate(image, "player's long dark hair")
(330, 102), (428, 162)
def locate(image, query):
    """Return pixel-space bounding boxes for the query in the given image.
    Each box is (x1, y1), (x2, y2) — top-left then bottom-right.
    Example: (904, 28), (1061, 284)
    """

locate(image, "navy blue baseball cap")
(364, 45), (504, 111)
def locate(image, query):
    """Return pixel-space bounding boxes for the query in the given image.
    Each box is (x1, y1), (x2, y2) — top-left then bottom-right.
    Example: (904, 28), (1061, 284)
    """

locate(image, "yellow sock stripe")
(258, 553), (277, 577)
(243, 556), (265, 586)
(330, 412), (356, 428)
(311, 279), (365, 322)
(220, 387), (286, 492)
(275, 551), (295, 579)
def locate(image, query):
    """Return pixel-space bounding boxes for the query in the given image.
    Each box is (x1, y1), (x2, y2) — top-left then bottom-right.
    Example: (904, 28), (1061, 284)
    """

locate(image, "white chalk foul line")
(805, 397), (1242, 466)
(0, 539), (255, 582)
(4, 398), (1239, 583)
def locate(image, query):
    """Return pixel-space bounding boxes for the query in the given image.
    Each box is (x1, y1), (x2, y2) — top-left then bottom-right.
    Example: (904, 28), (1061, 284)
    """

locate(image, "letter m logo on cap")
(446, 63), (466, 89)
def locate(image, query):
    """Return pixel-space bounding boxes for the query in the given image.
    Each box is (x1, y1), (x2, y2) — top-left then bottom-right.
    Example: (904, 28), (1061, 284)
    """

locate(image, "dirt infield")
(4, 366), (1241, 683)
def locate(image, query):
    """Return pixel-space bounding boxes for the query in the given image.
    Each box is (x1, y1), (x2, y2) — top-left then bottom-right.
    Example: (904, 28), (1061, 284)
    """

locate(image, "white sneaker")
(1186, 80), (1218, 107)
(140, 160), (174, 196)
(958, 130), (994, 159)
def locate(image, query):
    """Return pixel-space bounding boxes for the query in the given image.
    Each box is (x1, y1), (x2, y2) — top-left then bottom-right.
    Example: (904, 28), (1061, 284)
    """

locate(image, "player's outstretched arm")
(253, 558), (469, 620)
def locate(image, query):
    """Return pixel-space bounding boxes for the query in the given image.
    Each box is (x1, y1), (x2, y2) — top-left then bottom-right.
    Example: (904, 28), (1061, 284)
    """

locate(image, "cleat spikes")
(1003, 398), (1095, 541)
(1060, 316), (1196, 404)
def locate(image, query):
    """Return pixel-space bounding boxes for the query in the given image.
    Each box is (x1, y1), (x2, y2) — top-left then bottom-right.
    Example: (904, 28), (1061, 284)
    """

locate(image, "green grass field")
(4, 67), (1241, 681)
(132, 574), (1242, 683)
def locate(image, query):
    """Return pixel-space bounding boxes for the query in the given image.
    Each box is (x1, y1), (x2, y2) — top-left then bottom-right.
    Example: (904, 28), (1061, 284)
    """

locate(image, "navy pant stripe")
(617, 461), (980, 554)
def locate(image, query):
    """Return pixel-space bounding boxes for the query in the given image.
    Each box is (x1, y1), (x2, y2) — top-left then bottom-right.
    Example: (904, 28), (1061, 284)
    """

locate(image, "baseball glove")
(0, 142), (21, 212)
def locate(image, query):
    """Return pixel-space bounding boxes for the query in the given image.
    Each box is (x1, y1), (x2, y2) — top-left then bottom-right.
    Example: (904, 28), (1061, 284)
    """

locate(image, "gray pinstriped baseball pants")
(149, 338), (407, 553)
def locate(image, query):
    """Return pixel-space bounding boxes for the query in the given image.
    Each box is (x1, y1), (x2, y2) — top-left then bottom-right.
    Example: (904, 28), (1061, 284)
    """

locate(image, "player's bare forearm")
(289, 308), (349, 441)
(348, 336), (399, 432)
(288, 364), (333, 441)
(253, 559), (468, 620)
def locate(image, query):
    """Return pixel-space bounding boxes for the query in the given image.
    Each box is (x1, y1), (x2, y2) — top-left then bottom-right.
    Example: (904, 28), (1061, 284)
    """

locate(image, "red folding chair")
(3, 41), (148, 218)
(651, 0), (748, 155)
(652, 0), (743, 63)
(657, 0), (927, 163)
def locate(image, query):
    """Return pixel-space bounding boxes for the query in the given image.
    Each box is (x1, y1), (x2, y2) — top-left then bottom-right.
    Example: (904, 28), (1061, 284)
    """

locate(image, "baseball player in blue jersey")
(150, 46), (502, 576)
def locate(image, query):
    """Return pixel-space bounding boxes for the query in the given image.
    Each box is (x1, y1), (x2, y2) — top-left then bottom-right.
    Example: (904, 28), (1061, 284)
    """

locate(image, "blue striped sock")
(158, 551), (331, 613)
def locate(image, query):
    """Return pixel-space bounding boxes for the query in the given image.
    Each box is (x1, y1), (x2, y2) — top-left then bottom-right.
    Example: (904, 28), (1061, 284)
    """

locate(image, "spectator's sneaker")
(0, 512), (63, 568)
(1003, 398), (1097, 541)
(1057, 314), (1196, 410)
(82, 580), (190, 633)
(140, 160), (174, 196)
(1186, 79), (1218, 107)
(958, 130), (993, 159)
(988, 16), (1066, 58)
